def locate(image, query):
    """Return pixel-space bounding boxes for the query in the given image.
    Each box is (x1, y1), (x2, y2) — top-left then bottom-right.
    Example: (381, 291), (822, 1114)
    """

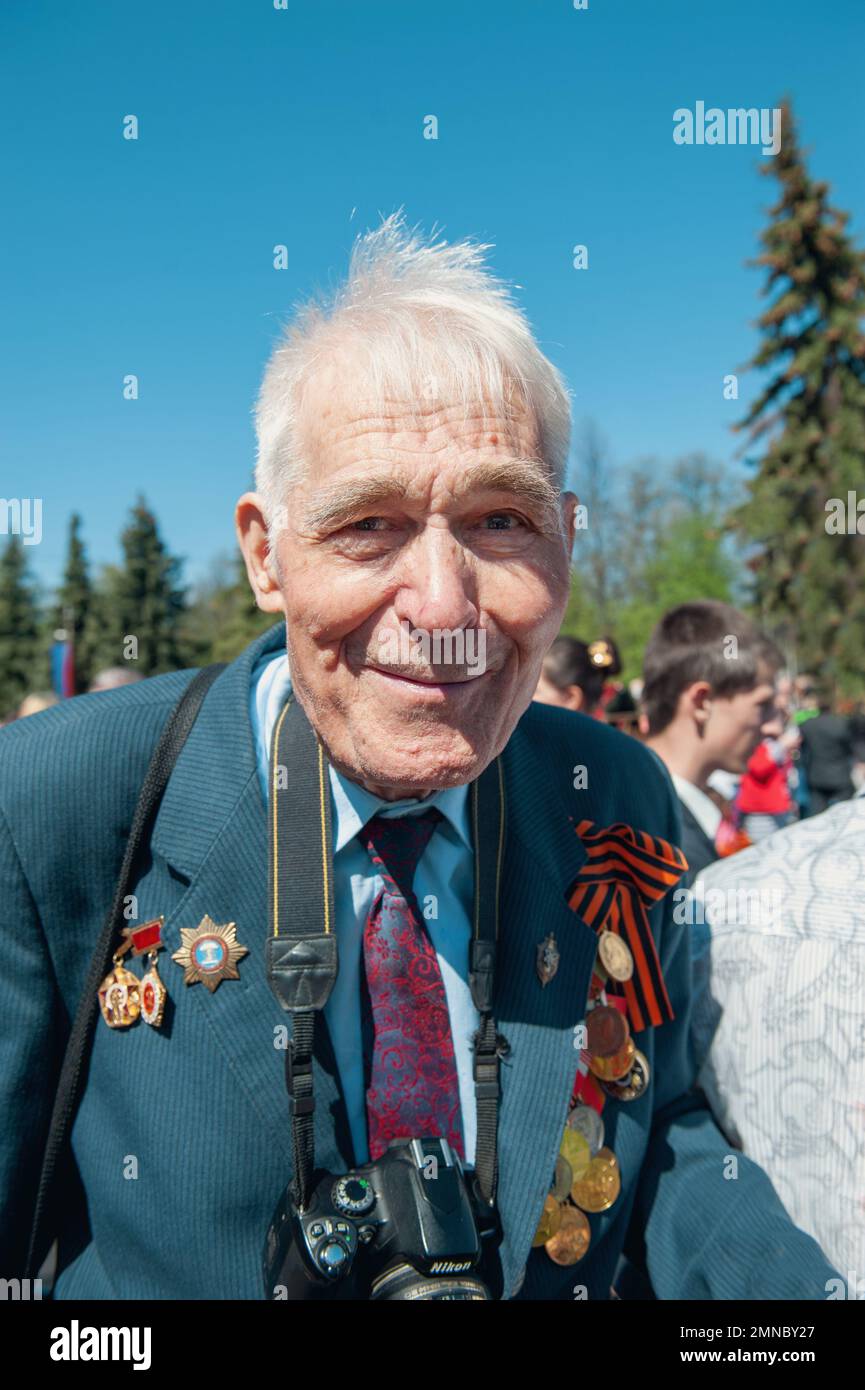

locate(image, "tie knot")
(361, 807), (443, 901)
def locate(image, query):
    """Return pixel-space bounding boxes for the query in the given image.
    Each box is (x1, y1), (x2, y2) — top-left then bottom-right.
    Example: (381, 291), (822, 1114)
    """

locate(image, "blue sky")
(3, 0), (864, 595)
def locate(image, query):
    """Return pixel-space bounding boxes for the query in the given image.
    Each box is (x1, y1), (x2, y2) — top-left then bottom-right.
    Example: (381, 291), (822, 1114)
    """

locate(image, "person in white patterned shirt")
(690, 789), (865, 1295)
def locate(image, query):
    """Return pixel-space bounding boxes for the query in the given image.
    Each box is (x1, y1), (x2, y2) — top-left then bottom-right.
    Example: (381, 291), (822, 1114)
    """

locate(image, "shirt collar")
(671, 772), (723, 841)
(329, 765), (471, 854)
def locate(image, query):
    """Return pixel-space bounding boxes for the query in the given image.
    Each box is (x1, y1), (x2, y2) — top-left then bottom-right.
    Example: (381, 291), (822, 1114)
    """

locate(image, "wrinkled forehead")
(294, 346), (544, 478)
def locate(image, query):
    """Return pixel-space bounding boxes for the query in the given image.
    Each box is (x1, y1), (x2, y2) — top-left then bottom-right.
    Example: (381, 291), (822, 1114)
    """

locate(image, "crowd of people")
(2, 666), (144, 723)
(534, 604), (865, 879)
(534, 599), (865, 1287)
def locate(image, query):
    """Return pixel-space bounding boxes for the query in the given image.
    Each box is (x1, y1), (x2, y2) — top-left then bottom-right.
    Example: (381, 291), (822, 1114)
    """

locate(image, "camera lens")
(370, 1262), (491, 1301)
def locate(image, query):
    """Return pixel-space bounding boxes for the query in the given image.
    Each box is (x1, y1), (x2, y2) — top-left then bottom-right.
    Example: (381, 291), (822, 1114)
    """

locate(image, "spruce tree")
(96, 498), (189, 677)
(733, 99), (865, 690)
(53, 513), (94, 692)
(0, 536), (41, 716)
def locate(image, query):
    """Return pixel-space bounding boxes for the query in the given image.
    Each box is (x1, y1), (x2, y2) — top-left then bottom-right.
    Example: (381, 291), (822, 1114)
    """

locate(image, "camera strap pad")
(265, 693), (506, 1209)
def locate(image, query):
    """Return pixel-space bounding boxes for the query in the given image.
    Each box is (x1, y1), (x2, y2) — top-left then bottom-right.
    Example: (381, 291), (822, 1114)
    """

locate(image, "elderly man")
(0, 217), (838, 1301)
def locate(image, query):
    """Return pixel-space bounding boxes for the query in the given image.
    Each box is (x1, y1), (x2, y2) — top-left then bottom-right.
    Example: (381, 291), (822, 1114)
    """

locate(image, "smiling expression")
(238, 364), (575, 798)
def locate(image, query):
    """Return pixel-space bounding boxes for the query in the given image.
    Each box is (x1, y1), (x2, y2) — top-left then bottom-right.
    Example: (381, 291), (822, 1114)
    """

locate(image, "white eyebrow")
(301, 457), (560, 533)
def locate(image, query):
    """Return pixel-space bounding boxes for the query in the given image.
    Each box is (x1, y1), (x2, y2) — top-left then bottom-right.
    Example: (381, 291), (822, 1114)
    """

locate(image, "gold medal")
(597, 931), (634, 983)
(594, 1147), (618, 1169)
(567, 1103), (604, 1155)
(172, 915), (249, 992)
(531, 1193), (563, 1247)
(559, 1127), (592, 1182)
(97, 962), (141, 1028)
(602, 1048), (651, 1102)
(585, 1004), (629, 1058)
(140, 955), (167, 1027)
(545, 1203), (591, 1266)
(589, 1035), (636, 1082)
(570, 1148), (622, 1213)
(550, 1154), (573, 1201)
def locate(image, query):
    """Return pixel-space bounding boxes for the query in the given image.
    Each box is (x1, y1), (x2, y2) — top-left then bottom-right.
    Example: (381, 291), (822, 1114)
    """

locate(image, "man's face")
(706, 680), (777, 773)
(242, 365), (575, 797)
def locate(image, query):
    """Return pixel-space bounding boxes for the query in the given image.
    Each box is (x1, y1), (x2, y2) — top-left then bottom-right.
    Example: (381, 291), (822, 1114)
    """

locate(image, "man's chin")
(330, 731), (492, 799)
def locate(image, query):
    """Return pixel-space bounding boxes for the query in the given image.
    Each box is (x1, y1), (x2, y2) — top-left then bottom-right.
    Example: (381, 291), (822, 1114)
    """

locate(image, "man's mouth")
(365, 664), (489, 688)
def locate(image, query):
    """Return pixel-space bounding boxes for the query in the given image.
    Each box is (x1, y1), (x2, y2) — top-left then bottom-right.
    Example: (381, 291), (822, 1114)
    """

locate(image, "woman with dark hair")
(533, 635), (611, 717)
(592, 636), (640, 730)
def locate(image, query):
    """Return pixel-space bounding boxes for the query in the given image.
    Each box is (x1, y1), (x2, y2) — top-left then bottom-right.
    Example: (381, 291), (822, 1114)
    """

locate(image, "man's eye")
(351, 517), (388, 532)
(483, 513), (522, 530)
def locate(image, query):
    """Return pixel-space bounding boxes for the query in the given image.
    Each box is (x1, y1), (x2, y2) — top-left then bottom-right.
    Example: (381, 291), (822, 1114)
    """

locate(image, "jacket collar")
(150, 621), (287, 879)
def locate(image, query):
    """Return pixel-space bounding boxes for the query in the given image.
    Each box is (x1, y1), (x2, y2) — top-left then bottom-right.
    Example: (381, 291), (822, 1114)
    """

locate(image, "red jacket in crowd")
(737, 740), (793, 816)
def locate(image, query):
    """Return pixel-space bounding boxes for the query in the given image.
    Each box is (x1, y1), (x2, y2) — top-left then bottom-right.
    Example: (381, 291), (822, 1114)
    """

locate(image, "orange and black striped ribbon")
(568, 820), (688, 1032)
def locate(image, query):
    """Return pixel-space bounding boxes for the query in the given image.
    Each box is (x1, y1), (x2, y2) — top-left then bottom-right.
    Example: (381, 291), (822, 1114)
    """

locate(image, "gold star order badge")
(172, 915), (249, 993)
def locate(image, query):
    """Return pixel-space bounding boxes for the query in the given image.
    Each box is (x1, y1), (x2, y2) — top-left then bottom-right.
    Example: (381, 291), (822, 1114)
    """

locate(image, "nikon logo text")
(49, 1321), (152, 1371)
(429, 1260), (472, 1274)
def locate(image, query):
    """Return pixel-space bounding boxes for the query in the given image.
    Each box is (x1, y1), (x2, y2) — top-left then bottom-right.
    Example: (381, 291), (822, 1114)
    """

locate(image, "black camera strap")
(265, 694), (505, 1211)
(26, 661), (227, 1282)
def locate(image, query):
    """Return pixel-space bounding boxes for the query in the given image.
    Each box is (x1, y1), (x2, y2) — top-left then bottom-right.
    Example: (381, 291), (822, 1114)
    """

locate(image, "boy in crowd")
(642, 601), (781, 886)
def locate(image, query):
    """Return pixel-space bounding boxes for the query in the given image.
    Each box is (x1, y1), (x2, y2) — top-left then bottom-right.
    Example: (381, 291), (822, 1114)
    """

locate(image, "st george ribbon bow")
(568, 820), (689, 1033)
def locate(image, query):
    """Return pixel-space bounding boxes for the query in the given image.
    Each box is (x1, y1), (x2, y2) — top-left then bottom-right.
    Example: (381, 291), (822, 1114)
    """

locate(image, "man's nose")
(393, 528), (480, 634)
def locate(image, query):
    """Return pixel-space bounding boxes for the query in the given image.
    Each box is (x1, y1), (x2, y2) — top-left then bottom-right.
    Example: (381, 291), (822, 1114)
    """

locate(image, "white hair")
(254, 212), (572, 530)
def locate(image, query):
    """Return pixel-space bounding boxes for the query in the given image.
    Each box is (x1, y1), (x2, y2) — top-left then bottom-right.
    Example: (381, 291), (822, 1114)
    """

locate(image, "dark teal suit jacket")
(0, 623), (839, 1299)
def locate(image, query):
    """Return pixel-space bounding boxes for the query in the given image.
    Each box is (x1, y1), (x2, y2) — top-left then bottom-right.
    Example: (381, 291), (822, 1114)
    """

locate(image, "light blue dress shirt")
(249, 651), (479, 1166)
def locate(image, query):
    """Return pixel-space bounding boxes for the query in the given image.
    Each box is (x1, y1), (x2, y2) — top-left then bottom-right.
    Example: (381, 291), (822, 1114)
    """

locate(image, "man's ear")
(684, 681), (713, 730)
(561, 491), (579, 555)
(235, 493), (284, 614)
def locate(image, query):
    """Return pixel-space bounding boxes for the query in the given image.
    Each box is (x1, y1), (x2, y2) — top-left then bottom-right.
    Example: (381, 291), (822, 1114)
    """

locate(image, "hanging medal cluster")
(97, 918), (168, 1029)
(531, 818), (686, 1267)
(533, 928), (648, 1267)
(97, 913), (250, 1029)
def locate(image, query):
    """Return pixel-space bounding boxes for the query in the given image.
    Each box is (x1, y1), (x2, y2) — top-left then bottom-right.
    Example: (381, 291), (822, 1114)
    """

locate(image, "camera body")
(263, 1136), (502, 1300)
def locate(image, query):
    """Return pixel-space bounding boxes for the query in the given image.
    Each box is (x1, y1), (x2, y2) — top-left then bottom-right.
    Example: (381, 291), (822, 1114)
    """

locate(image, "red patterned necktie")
(360, 808), (465, 1161)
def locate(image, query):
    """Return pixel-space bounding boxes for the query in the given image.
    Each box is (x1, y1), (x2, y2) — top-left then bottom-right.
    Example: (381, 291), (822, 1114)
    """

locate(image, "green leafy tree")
(613, 514), (735, 678)
(181, 552), (276, 666)
(733, 99), (865, 691)
(571, 420), (617, 628)
(0, 536), (41, 716)
(562, 447), (737, 680)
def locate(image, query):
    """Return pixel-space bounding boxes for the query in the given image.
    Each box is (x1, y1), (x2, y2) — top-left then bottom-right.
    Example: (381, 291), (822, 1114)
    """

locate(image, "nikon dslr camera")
(263, 1136), (502, 1300)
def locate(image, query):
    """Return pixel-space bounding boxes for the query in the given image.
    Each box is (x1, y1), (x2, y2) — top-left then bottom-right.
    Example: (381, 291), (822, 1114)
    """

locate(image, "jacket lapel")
(148, 622), (354, 1180)
(494, 722), (601, 1298)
